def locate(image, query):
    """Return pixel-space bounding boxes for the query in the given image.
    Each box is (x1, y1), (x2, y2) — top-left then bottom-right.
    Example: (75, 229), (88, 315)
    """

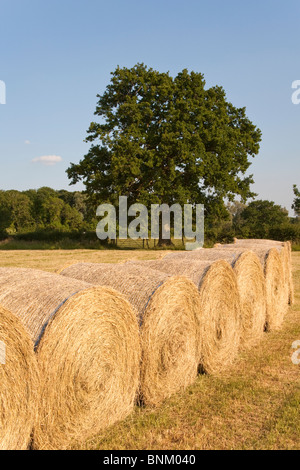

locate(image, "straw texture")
(126, 258), (241, 374)
(0, 305), (39, 450)
(215, 244), (287, 330)
(59, 263), (200, 406)
(233, 239), (293, 306)
(165, 249), (266, 347)
(0, 268), (140, 450)
(284, 241), (294, 304)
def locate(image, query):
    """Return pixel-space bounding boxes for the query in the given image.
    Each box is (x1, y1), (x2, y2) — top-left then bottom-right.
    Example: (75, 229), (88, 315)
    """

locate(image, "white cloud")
(25, 140), (31, 145)
(31, 155), (62, 166)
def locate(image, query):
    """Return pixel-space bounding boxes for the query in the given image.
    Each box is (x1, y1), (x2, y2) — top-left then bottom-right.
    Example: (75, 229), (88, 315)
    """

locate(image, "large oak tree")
(67, 64), (262, 232)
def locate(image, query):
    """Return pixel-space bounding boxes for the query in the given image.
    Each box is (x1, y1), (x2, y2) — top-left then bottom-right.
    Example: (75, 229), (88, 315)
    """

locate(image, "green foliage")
(0, 187), (298, 247)
(0, 237), (110, 250)
(269, 223), (300, 244)
(0, 190), (35, 234)
(292, 184), (300, 217)
(0, 188), (96, 238)
(235, 200), (290, 239)
(67, 63), (262, 223)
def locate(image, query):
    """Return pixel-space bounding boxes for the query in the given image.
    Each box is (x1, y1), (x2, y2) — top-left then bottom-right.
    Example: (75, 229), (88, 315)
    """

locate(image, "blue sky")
(0, 0), (299, 214)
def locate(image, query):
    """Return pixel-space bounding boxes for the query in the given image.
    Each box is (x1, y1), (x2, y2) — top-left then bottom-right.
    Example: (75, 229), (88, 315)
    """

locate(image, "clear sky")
(0, 0), (299, 214)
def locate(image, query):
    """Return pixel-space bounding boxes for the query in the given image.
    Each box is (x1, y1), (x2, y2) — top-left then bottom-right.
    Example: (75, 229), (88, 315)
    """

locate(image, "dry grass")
(0, 249), (164, 273)
(82, 253), (300, 451)
(1, 249), (299, 450)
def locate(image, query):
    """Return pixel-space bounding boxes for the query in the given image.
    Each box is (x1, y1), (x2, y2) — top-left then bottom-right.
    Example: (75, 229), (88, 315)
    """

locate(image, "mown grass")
(79, 253), (300, 450)
(0, 249), (165, 272)
(0, 237), (297, 251)
(0, 249), (299, 449)
(0, 237), (193, 251)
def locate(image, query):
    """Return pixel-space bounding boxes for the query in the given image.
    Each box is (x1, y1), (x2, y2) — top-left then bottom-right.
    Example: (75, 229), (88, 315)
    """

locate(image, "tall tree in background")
(0, 190), (34, 233)
(67, 64), (262, 238)
(237, 200), (290, 239)
(0, 187), (85, 236)
(292, 184), (300, 217)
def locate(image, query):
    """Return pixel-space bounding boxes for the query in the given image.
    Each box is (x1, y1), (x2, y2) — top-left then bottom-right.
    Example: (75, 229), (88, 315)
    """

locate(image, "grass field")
(0, 249), (164, 272)
(0, 249), (299, 450)
(0, 237), (198, 251)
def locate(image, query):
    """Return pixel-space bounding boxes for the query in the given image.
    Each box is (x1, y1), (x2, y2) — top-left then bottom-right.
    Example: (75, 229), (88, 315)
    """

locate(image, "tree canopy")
(0, 188), (299, 245)
(0, 187), (92, 236)
(67, 64), (262, 219)
(236, 200), (290, 239)
(292, 184), (300, 217)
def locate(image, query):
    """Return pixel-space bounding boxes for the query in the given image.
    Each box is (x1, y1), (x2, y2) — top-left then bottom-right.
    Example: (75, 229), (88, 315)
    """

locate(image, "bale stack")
(213, 243), (288, 330)
(58, 263), (200, 407)
(233, 239), (294, 305)
(0, 268), (141, 450)
(163, 249), (267, 347)
(0, 305), (39, 450)
(122, 258), (241, 375)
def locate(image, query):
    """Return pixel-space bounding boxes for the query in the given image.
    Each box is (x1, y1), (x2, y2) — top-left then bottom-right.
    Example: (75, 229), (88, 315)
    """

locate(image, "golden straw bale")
(125, 258), (241, 374)
(214, 244), (287, 330)
(0, 305), (39, 450)
(0, 268), (140, 450)
(230, 239), (293, 306)
(59, 263), (200, 406)
(164, 249), (266, 346)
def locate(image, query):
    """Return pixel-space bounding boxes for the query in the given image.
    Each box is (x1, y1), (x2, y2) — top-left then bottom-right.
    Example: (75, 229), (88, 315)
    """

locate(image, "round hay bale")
(230, 251), (266, 345)
(216, 238), (293, 307)
(0, 305), (39, 450)
(164, 247), (244, 262)
(233, 238), (287, 248)
(225, 245), (289, 328)
(125, 258), (241, 375)
(220, 246), (286, 330)
(59, 263), (200, 406)
(284, 241), (294, 304)
(163, 249), (266, 347)
(279, 242), (293, 305)
(0, 268), (140, 450)
(228, 239), (293, 307)
(275, 241), (293, 305)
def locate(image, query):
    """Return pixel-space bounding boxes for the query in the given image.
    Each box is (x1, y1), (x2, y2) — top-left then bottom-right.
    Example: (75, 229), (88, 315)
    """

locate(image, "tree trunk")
(157, 214), (174, 247)
(158, 237), (173, 247)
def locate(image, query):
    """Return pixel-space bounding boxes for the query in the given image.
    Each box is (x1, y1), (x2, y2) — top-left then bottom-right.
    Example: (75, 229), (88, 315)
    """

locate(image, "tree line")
(0, 186), (299, 245)
(0, 187), (97, 239)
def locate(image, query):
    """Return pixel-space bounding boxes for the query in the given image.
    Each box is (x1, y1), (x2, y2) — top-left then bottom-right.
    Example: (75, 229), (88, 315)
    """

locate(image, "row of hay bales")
(0, 239), (293, 449)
